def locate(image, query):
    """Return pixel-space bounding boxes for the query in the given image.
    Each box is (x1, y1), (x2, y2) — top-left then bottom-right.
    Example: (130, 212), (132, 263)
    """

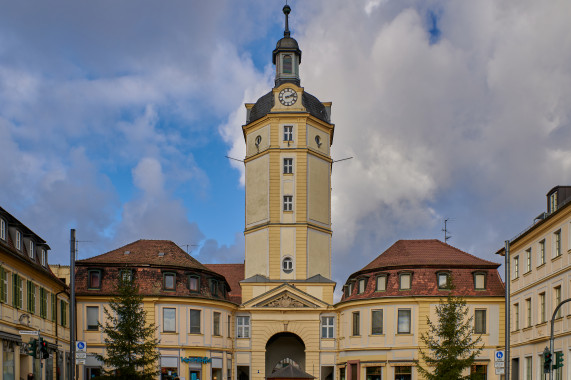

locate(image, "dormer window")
(0, 219), (5, 240)
(188, 275), (200, 292)
(437, 272), (450, 289)
(120, 270), (132, 282)
(163, 272), (176, 291)
(474, 272), (486, 290)
(16, 230), (21, 250)
(358, 278), (366, 294)
(88, 270), (102, 289)
(549, 191), (558, 213)
(376, 274), (387, 292)
(29, 240), (35, 260)
(210, 279), (218, 296)
(41, 249), (47, 267)
(399, 272), (412, 290)
(283, 54), (292, 74)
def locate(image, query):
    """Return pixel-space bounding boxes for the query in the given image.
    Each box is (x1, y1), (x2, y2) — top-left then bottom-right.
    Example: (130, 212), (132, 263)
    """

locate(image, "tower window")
(284, 126), (293, 141)
(283, 195), (293, 211)
(283, 158), (293, 174)
(283, 54), (292, 74)
(282, 257), (293, 273)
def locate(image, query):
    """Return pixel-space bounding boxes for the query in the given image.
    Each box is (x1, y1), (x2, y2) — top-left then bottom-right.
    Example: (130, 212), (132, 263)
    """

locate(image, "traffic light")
(554, 352), (564, 369)
(544, 350), (553, 373)
(39, 337), (49, 359)
(27, 338), (37, 358)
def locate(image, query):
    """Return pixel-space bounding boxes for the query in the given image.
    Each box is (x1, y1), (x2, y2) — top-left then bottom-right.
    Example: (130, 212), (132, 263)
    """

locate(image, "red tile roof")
(205, 263), (245, 304)
(77, 240), (212, 271)
(360, 239), (500, 273)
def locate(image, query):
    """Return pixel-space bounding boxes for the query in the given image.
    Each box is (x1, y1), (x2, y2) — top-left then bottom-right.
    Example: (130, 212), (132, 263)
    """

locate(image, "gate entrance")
(265, 332), (306, 376)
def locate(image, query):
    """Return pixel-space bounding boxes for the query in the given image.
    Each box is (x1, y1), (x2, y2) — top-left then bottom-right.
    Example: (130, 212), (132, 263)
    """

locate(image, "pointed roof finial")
(283, 4), (291, 38)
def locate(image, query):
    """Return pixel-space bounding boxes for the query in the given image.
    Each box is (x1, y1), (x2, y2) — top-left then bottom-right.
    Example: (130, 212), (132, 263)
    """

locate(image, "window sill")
(522, 326), (533, 332)
(536, 263), (546, 269)
(237, 336), (250, 339)
(552, 255), (562, 262)
(523, 271), (532, 276)
(370, 334), (384, 337)
(396, 333), (412, 336)
(511, 329), (520, 333)
(511, 277), (519, 282)
(85, 329), (99, 332)
(87, 288), (101, 291)
(536, 321), (548, 327)
(350, 335), (361, 338)
(188, 332), (203, 336)
(162, 331), (178, 334)
(321, 337), (335, 341)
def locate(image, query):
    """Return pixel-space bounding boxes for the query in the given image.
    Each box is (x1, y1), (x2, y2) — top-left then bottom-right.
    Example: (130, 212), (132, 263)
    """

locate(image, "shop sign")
(181, 356), (211, 364)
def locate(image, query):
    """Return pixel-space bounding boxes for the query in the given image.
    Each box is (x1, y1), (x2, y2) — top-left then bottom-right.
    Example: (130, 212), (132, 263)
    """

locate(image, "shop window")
(371, 309), (383, 335)
(237, 366), (250, 380)
(87, 306), (99, 330)
(321, 366), (334, 380)
(88, 270), (102, 289)
(189, 309), (201, 334)
(321, 316), (334, 338)
(163, 273), (176, 291)
(397, 309), (411, 334)
(237, 316), (250, 338)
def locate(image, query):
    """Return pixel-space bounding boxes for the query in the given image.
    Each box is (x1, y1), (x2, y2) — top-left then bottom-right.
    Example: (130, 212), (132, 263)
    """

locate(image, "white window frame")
(554, 286), (562, 318)
(0, 219), (5, 240)
(371, 309), (383, 335)
(539, 292), (546, 323)
(189, 309), (201, 334)
(29, 240), (35, 259)
(358, 279), (366, 294)
(474, 309), (487, 334)
(213, 311), (221, 336)
(163, 307), (176, 332)
(526, 298), (532, 327)
(554, 230), (561, 258)
(282, 257), (293, 274)
(41, 249), (46, 267)
(399, 273), (411, 290)
(16, 230), (21, 250)
(525, 248), (531, 273)
(321, 316), (334, 339)
(352, 311), (360, 336)
(513, 256), (519, 279)
(283, 126), (293, 141)
(514, 303), (519, 330)
(283, 158), (293, 174)
(397, 309), (411, 334)
(86, 306), (99, 331)
(538, 240), (545, 266)
(237, 316), (250, 338)
(376, 275), (387, 291)
(283, 195), (293, 211)
(437, 273), (449, 289)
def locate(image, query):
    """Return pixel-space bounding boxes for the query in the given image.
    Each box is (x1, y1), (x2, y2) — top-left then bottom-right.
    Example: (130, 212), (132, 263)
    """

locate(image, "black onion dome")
(248, 91), (329, 124)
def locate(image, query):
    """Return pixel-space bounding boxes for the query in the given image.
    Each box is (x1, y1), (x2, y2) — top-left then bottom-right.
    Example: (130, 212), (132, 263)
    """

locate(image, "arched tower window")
(283, 55), (292, 74)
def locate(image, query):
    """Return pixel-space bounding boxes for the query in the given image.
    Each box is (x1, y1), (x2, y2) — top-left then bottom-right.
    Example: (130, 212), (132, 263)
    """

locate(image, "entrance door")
(85, 367), (102, 379)
(190, 369), (202, 380)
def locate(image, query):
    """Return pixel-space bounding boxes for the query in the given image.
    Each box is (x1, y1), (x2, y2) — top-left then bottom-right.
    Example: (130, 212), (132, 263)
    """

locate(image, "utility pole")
(505, 240), (510, 380)
(70, 229), (76, 380)
(549, 298), (571, 380)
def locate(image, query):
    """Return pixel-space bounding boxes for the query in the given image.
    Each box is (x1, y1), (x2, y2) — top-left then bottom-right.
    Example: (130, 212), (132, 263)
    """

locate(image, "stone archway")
(265, 332), (306, 376)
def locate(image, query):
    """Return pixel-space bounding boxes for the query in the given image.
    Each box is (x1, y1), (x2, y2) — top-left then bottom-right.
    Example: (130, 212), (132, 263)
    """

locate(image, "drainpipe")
(505, 240), (510, 380)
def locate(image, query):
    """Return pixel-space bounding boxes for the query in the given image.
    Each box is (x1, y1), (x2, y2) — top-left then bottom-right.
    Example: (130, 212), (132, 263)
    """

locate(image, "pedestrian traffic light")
(39, 337), (49, 359)
(544, 350), (553, 373)
(27, 338), (37, 358)
(553, 352), (564, 369)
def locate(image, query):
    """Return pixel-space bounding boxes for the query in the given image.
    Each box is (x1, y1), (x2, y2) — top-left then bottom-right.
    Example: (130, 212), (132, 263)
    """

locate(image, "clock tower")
(241, 5), (335, 304)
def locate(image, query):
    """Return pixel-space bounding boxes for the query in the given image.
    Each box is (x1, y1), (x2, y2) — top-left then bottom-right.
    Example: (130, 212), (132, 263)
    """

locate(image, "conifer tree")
(95, 276), (159, 379)
(416, 280), (484, 380)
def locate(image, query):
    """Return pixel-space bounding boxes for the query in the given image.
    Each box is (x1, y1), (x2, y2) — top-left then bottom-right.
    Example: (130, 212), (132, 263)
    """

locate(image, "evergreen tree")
(94, 276), (159, 379)
(416, 280), (484, 380)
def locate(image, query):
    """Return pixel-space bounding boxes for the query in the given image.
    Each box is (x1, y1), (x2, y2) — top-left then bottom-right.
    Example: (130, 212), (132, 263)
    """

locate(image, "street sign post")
(76, 341), (87, 352)
(76, 359), (86, 365)
(76, 353), (87, 359)
(495, 351), (505, 362)
(495, 368), (505, 375)
(494, 362), (505, 368)
(19, 330), (39, 335)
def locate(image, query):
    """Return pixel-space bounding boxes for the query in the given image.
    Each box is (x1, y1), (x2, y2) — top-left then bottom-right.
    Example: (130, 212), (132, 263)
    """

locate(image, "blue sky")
(2, 0), (571, 297)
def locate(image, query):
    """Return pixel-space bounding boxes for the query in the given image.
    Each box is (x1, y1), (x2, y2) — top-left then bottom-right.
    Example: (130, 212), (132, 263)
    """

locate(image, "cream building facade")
(497, 186), (571, 380)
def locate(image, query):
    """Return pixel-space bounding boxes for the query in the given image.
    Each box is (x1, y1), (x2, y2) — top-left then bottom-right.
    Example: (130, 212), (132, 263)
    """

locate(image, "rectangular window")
(13, 274), (22, 309)
(376, 275), (386, 291)
(88, 270), (101, 289)
(189, 309), (201, 334)
(352, 312), (360, 336)
(539, 292), (546, 323)
(210, 279), (218, 296)
(87, 306), (99, 330)
(51, 294), (56, 322)
(371, 309), (383, 335)
(513, 256), (519, 279)
(554, 230), (561, 257)
(16, 231), (21, 250)
(525, 248), (531, 273)
(0, 219), (5, 240)
(283, 158), (293, 174)
(525, 357), (532, 380)
(27, 280), (36, 314)
(283, 195), (293, 211)
(514, 303), (519, 330)
(213, 312), (221, 336)
(475, 309), (486, 334)
(0, 266), (7, 303)
(228, 315), (231, 337)
(539, 240), (545, 265)
(438, 273), (449, 289)
(394, 366), (411, 378)
(237, 316), (250, 338)
(120, 270), (132, 282)
(162, 307), (176, 332)
(358, 279), (366, 294)
(549, 192), (558, 213)
(283, 55), (292, 74)
(284, 126), (293, 141)
(555, 356), (562, 380)
(397, 309), (411, 334)
(39, 288), (47, 319)
(41, 249), (46, 267)
(474, 273), (486, 290)
(399, 273), (411, 290)
(321, 316), (334, 338)
(60, 300), (67, 327)
(188, 276), (199, 292)
(470, 365), (487, 379)
(164, 273), (176, 290)
(555, 286), (562, 318)
(526, 298), (532, 327)
(29, 240), (35, 259)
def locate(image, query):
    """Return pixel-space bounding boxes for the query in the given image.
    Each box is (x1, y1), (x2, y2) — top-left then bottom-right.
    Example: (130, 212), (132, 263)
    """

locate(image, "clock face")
(278, 88), (298, 106)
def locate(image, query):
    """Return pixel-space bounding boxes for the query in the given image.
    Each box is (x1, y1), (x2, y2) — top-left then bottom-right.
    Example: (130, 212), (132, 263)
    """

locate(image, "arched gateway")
(265, 332), (306, 376)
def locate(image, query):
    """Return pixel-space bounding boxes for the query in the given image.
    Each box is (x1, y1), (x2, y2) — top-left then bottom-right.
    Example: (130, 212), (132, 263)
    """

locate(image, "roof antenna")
(283, 3), (291, 37)
(442, 218), (453, 243)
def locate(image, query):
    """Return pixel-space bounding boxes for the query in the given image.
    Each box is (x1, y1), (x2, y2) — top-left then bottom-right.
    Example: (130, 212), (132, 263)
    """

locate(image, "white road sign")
(495, 368), (505, 375)
(76, 353), (87, 359)
(19, 330), (39, 335)
(495, 350), (505, 361)
(76, 341), (87, 352)
(494, 362), (505, 368)
(76, 359), (86, 365)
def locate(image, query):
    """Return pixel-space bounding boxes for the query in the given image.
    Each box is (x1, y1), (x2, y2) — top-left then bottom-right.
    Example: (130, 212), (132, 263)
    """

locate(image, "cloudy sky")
(2, 0), (571, 298)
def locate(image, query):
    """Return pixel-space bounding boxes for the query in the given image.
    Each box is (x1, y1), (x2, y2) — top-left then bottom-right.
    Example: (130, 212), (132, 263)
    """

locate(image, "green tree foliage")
(94, 277), (159, 380)
(416, 281), (484, 380)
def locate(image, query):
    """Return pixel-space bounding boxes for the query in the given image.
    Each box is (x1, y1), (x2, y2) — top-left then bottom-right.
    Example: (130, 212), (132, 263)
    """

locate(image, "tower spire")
(283, 4), (291, 38)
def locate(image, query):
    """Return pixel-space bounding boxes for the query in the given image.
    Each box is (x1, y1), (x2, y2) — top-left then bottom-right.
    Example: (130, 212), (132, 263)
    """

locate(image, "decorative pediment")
(254, 290), (318, 308)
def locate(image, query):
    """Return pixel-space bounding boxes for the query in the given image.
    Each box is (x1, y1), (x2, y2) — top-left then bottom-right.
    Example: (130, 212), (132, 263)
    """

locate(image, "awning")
(0, 331), (23, 344)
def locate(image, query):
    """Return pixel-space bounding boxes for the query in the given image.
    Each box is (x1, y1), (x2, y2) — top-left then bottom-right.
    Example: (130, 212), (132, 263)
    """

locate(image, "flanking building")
(497, 185), (571, 379)
(0, 206), (71, 380)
